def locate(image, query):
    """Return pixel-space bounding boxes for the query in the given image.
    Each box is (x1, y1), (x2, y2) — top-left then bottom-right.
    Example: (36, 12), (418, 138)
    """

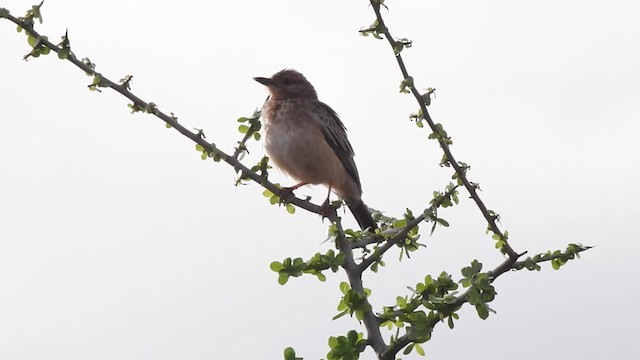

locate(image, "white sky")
(1, 1), (639, 359)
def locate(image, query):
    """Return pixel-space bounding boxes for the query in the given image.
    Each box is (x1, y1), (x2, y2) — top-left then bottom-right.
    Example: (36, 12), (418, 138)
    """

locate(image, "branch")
(2, 12), (336, 222)
(380, 243), (591, 358)
(355, 185), (460, 273)
(334, 220), (387, 357)
(366, 0), (518, 259)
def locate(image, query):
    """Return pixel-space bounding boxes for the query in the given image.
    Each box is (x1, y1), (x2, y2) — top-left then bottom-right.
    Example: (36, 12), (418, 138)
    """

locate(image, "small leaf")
(339, 282), (350, 294)
(403, 343), (414, 355)
(58, 49), (69, 60)
(283, 347), (295, 360)
(332, 309), (348, 320)
(278, 274), (289, 285)
(476, 303), (489, 320)
(392, 219), (407, 228)
(263, 189), (274, 197)
(270, 262), (284, 272)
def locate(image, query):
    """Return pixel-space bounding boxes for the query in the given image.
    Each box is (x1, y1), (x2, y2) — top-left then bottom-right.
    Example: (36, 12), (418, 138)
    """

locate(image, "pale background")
(1, 1), (638, 359)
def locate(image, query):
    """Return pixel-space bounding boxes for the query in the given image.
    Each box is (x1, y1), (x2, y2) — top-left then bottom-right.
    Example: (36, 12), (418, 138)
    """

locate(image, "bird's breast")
(263, 100), (328, 181)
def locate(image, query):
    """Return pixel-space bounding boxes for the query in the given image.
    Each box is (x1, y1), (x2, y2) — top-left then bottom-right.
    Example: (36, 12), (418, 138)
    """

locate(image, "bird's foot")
(319, 198), (338, 222)
(275, 182), (308, 204)
(275, 186), (295, 204)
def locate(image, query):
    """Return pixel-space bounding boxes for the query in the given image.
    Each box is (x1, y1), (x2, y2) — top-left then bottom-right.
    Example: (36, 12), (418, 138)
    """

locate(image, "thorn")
(194, 128), (206, 138)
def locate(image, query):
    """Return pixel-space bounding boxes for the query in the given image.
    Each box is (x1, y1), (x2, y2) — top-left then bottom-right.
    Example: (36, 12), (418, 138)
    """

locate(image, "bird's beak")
(254, 76), (275, 86)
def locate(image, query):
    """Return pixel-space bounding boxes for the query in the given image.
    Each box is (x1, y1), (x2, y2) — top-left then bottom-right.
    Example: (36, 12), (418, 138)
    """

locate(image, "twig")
(2, 13), (333, 221)
(367, 0), (518, 260)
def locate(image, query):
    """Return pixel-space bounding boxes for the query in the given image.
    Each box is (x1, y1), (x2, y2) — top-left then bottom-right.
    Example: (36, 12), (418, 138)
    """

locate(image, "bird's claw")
(319, 198), (336, 222)
(275, 187), (295, 204)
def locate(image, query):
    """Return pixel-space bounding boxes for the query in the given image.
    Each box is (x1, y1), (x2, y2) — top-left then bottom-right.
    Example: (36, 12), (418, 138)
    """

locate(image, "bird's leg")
(319, 186), (333, 221)
(276, 182), (308, 203)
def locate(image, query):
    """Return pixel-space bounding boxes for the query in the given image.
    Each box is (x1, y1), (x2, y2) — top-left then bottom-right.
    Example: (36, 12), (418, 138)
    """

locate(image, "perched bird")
(254, 69), (376, 230)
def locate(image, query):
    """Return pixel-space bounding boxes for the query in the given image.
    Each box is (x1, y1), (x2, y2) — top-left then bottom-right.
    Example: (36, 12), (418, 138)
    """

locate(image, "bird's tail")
(348, 199), (377, 231)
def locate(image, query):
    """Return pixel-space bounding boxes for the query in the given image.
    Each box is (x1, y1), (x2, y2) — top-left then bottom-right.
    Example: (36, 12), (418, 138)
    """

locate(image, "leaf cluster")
(270, 250), (345, 285)
(334, 282), (372, 321)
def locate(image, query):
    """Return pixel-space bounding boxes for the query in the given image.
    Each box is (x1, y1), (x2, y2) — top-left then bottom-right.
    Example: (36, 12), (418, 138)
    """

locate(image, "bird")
(254, 69), (377, 231)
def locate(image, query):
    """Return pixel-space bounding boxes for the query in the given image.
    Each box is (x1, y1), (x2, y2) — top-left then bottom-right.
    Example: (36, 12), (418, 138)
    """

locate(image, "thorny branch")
(2, 11), (339, 222)
(355, 185), (460, 273)
(1, 3), (592, 360)
(340, 1), (591, 358)
(367, 0), (517, 260)
(334, 220), (387, 355)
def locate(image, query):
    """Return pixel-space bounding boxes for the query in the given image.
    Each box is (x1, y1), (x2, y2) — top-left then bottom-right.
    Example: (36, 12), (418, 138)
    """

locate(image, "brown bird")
(254, 69), (376, 230)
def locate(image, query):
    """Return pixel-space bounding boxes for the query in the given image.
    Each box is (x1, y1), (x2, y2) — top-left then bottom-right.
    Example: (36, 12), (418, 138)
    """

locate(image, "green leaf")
(347, 330), (358, 344)
(283, 347), (299, 360)
(31, 3), (43, 23)
(286, 203), (295, 214)
(393, 43), (404, 55)
(415, 343), (425, 356)
(270, 261), (284, 272)
(278, 274), (289, 285)
(403, 343), (414, 355)
(476, 303), (489, 320)
(328, 336), (338, 348)
(396, 296), (407, 308)
(58, 48), (69, 60)
(447, 315), (455, 329)
(339, 282), (350, 294)
(238, 124), (249, 133)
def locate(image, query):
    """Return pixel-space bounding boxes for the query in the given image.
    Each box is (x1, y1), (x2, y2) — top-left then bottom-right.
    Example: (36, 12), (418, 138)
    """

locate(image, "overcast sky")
(1, 1), (639, 359)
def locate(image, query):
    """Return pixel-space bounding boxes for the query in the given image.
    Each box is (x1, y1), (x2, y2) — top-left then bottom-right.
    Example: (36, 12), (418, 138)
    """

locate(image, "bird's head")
(254, 69), (318, 100)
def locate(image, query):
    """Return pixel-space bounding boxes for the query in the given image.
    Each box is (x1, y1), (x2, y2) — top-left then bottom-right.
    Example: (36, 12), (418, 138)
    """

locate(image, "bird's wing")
(311, 101), (362, 192)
